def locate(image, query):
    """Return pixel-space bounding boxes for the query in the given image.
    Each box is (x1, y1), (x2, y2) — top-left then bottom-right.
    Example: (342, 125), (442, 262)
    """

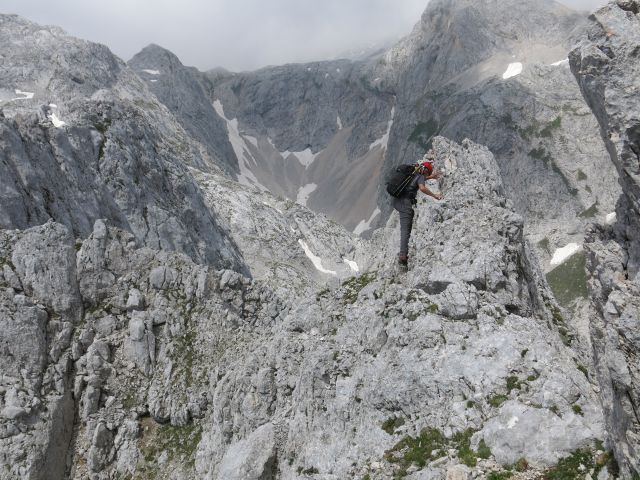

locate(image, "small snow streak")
(354, 208), (381, 235)
(49, 113), (66, 128)
(213, 99), (268, 191)
(337, 116), (343, 130)
(12, 89), (34, 100)
(298, 239), (337, 275)
(606, 212), (617, 225)
(550, 59), (569, 67)
(296, 183), (318, 206)
(282, 148), (318, 168)
(550, 243), (582, 267)
(502, 62), (523, 79)
(369, 107), (395, 151)
(142, 69), (161, 75)
(343, 258), (359, 273)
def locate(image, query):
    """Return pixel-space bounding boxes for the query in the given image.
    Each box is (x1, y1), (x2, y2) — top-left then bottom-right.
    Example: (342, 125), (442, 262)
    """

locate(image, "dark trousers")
(392, 197), (414, 257)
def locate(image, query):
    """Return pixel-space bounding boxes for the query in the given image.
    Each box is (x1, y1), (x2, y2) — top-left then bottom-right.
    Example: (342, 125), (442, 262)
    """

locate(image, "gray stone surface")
(0, 14), (246, 272)
(0, 138), (606, 480)
(570, 2), (640, 474)
(0, 3), (634, 479)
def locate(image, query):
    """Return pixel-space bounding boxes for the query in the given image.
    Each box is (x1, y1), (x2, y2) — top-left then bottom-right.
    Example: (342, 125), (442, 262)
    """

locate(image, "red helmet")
(420, 161), (434, 175)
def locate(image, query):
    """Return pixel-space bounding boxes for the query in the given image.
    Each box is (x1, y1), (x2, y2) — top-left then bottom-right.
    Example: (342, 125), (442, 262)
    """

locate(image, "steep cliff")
(0, 14), (244, 271)
(570, 0), (640, 475)
(0, 138), (611, 479)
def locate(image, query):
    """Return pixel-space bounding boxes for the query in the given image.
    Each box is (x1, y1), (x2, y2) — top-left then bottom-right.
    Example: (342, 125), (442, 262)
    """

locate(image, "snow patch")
(244, 135), (258, 148)
(296, 183), (318, 206)
(12, 89), (34, 100)
(605, 212), (617, 225)
(307, 67), (311, 72)
(325, 73), (329, 78)
(49, 113), (66, 128)
(213, 99), (268, 191)
(550, 59), (569, 67)
(354, 207), (381, 235)
(48, 103), (57, 108)
(298, 239), (337, 275)
(150, 79), (158, 83)
(142, 69), (160, 75)
(502, 62), (523, 79)
(369, 106), (395, 151)
(337, 116), (343, 130)
(336, 68), (341, 73)
(550, 243), (583, 267)
(507, 416), (519, 429)
(343, 258), (359, 273)
(282, 148), (318, 168)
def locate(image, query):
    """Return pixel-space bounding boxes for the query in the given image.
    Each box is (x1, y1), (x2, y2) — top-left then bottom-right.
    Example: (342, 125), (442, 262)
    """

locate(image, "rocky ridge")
(0, 14), (244, 272)
(0, 137), (611, 479)
(570, 0), (640, 476)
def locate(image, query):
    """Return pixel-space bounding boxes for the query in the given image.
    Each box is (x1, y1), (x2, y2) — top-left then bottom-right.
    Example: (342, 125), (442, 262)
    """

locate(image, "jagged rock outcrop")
(128, 44), (239, 176)
(192, 169), (368, 295)
(570, 1), (640, 475)
(370, 0), (620, 267)
(0, 14), (245, 271)
(1, 138), (611, 479)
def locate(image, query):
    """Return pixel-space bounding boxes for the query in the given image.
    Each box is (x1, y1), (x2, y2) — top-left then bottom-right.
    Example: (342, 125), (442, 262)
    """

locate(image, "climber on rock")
(387, 149), (443, 266)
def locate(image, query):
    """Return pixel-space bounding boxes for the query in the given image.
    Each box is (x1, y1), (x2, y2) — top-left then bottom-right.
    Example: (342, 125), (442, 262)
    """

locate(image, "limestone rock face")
(371, 0), (620, 262)
(570, 1), (640, 476)
(0, 138), (607, 479)
(0, 14), (245, 272)
(128, 44), (239, 176)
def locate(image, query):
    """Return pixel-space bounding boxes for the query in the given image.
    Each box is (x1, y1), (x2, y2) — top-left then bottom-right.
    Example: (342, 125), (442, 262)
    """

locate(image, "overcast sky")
(3, 0), (608, 72)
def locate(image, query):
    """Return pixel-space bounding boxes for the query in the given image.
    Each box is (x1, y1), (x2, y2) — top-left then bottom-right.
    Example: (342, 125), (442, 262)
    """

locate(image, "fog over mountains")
(1, 0), (639, 479)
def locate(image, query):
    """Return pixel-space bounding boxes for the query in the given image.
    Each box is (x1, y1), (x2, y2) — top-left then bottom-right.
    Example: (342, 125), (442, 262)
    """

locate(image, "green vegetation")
(543, 448), (611, 479)
(506, 376), (523, 394)
(579, 202), (599, 218)
(514, 458), (529, 471)
(137, 418), (203, 477)
(572, 404), (584, 416)
(408, 119), (439, 149)
(577, 364), (589, 379)
(298, 466), (319, 475)
(342, 272), (377, 304)
(539, 116), (562, 137)
(537, 238), (551, 254)
(487, 472), (513, 480)
(501, 113), (518, 131)
(385, 427), (447, 475)
(521, 116), (562, 139)
(316, 287), (331, 301)
(545, 252), (588, 307)
(529, 147), (553, 164)
(382, 416), (406, 435)
(169, 329), (197, 385)
(385, 427), (492, 477)
(488, 394), (508, 408)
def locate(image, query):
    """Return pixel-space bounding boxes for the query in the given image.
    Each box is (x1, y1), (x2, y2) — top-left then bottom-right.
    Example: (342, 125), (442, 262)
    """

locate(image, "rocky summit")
(0, 0), (639, 479)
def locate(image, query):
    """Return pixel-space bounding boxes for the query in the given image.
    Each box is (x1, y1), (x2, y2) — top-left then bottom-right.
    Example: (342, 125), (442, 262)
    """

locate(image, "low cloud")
(3, 0), (608, 71)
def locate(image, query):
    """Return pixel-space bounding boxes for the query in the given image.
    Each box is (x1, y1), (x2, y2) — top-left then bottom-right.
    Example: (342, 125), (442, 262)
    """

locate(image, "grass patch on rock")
(342, 272), (377, 304)
(385, 427), (491, 477)
(545, 252), (588, 307)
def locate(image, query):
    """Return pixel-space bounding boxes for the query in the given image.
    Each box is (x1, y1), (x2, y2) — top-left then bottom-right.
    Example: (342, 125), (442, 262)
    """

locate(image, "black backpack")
(386, 164), (417, 197)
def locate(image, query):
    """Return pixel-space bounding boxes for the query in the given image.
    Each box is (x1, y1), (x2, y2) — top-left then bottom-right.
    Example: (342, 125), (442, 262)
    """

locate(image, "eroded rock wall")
(570, 0), (640, 476)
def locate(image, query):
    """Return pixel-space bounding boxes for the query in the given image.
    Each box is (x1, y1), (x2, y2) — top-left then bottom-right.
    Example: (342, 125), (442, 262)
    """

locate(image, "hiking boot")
(398, 255), (408, 266)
